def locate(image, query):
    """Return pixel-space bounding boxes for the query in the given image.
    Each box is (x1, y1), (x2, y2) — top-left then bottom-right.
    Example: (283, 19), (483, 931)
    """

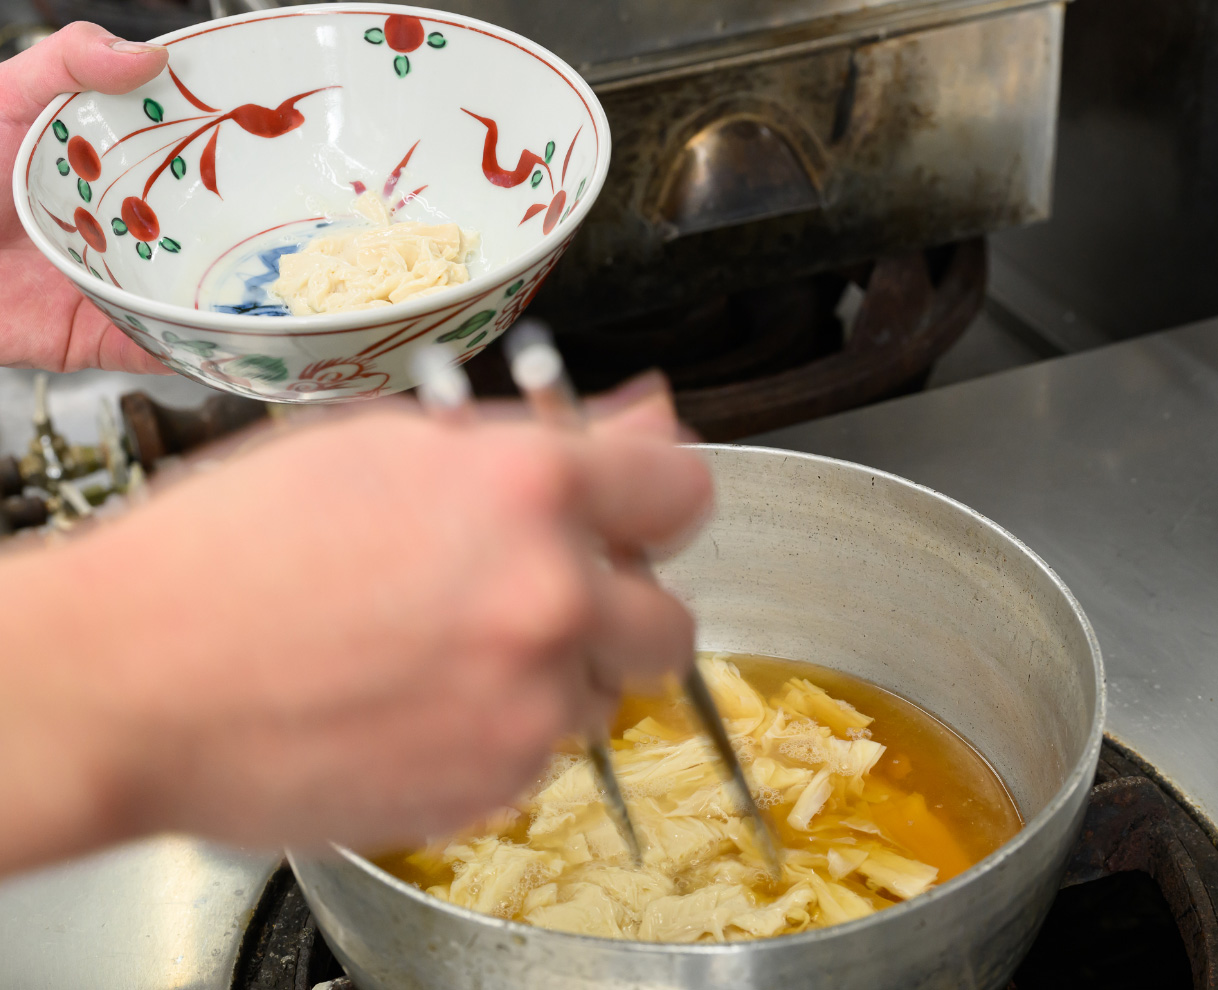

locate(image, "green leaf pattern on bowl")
(24, 11), (600, 403)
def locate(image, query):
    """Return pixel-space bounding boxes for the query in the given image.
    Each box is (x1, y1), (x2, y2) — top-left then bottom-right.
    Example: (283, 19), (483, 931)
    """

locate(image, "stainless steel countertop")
(0, 368), (276, 990)
(756, 319), (1218, 829)
(0, 837), (277, 990)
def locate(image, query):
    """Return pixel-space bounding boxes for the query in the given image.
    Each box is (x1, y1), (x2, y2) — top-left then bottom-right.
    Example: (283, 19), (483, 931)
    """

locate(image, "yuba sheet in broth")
(375, 653), (1022, 942)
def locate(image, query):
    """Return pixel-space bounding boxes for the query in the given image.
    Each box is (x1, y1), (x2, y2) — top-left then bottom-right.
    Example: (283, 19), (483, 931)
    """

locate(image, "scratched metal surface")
(0, 837), (278, 990)
(435, 0), (1052, 82)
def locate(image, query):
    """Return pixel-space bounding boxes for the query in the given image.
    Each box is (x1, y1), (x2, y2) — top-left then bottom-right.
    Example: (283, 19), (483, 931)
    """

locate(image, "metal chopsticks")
(504, 320), (782, 877)
(409, 343), (644, 866)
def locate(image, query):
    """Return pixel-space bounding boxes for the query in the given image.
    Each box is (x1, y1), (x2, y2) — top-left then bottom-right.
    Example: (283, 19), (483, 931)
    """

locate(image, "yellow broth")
(374, 653), (1022, 941)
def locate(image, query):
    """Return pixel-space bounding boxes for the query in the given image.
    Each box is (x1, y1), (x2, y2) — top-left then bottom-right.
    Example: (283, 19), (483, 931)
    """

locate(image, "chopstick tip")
(411, 344), (472, 413)
(505, 320), (564, 395)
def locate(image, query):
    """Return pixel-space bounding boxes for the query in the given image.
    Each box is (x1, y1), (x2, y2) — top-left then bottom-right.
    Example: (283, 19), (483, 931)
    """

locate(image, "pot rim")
(300, 445), (1106, 953)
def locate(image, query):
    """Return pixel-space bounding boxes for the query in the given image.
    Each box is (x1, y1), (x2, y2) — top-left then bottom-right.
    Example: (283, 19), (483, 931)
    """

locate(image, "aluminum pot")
(289, 445), (1105, 990)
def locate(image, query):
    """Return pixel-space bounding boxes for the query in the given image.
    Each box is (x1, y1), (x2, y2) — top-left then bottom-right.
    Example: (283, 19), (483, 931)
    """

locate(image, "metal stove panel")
(436, 0), (1056, 83)
(532, 3), (1064, 329)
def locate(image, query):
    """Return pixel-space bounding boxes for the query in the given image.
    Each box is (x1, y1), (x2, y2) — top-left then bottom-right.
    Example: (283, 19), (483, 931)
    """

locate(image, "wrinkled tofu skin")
(423, 654), (940, 941)
(271, 192), (479, 316)
(436, 837), (564, 918)
(637, 881), (818, 943)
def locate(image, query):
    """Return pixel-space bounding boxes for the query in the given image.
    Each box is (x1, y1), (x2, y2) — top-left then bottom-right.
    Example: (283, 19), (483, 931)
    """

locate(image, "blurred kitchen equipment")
(520, 0), (1063, 327)
(36, 0), (211, 42)
(80, 0), (1060, 298)
(0, 20), (52, 59)
(17, 0), (1064, 434)
(0, 495), (49, 536)
(990, 0), (1218, 349)
(289, 444), (1104, 990)
(504, 321), (781, 875)
(442, 0), (1058, 433)
(0, 374), (123, 533)
(207, 0), (277, 18)
(120, 390), (267, 471)
(0, 375), (267, 539)
(464, 0), (1058, 431)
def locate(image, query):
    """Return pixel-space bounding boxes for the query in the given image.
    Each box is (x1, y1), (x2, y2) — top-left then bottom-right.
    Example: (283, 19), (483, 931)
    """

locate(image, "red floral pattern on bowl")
(13, 4), (609, 402)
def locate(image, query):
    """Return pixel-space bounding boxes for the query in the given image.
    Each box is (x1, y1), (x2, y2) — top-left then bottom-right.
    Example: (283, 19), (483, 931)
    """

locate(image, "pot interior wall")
(655, 446), (1100, 819)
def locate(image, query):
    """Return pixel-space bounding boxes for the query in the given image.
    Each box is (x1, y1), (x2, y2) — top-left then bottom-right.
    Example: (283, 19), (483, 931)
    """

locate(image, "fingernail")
(610, 369), (667, 409)
(589, 369), (669, 418)
(109, 40), (168, 54)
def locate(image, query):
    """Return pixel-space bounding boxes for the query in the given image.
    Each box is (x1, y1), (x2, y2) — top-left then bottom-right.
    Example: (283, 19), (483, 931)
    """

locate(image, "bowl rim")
(12, 2), (612, 336)
(297, 444), (1107, 954)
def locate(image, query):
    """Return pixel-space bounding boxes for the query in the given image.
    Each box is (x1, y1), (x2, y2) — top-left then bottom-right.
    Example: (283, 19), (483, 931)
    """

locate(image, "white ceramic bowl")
(14, 4), (610, 401)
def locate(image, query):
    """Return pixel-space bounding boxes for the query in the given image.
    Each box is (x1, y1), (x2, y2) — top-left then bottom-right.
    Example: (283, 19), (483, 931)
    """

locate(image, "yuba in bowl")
(13, 4), (609, 401)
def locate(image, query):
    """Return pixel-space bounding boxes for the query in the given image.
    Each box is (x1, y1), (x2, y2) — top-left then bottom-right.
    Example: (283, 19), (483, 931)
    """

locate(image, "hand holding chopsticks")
(504, 320), (782, 877)
(411, 341), (645, 864)
(411, 325), (780, 876)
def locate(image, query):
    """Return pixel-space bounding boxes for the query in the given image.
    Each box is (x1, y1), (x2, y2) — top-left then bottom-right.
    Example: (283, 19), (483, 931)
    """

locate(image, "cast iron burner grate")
(231, 741), (1218, 990)
(463, 239), (987, 442)
(1007, 742), (1218, 990)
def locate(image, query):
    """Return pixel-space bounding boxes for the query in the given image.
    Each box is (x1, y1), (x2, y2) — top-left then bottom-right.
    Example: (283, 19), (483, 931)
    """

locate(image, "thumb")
(1, 22), (168, 125)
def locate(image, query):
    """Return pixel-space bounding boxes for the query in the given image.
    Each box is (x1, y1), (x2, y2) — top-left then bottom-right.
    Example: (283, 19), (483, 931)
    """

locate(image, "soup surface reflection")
(374, 653), (1022, 942)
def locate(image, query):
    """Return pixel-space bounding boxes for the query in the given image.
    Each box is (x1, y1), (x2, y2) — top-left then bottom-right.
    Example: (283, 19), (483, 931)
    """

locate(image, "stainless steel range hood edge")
(585, 0), (1066, 89)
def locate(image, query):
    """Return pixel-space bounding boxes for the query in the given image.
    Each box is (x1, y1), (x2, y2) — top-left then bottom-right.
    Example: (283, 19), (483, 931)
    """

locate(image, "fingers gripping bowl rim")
(13, 4), (612, 401)
(288, 447), (1106, 990)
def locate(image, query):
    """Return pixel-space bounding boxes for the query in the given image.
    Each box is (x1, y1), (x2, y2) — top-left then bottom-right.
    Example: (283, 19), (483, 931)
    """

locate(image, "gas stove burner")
(230, 739), (1217, 990)
(463, 239), (986, 442)
(231, 869), (346, 990)
(1010, 742), (1218, 990)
